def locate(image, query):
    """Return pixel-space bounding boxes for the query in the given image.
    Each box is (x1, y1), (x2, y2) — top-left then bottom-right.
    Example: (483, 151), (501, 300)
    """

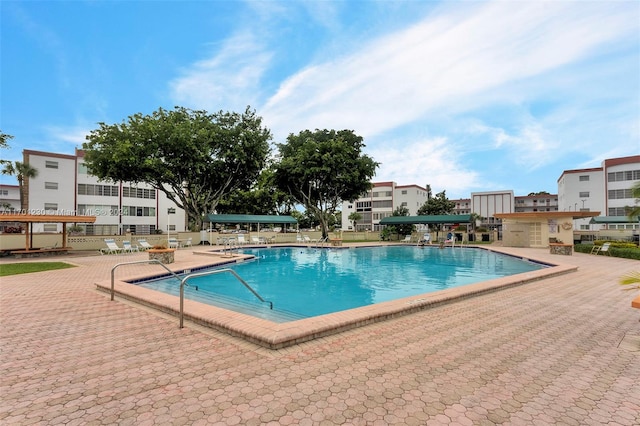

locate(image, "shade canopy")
(379, 214), (471, 225)
(206, 214), (298, 225)
(0, 214), (96, 251)
(590, 215), (639, 224)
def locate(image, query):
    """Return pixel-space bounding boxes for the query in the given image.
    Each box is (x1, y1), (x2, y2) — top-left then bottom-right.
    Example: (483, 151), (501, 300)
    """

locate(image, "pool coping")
(95, 246), (577, 349)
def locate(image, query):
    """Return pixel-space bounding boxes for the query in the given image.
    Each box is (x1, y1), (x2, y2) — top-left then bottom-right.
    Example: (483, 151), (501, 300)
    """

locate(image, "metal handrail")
(180, 268), (273, 328)
(110, 259), (182, 301)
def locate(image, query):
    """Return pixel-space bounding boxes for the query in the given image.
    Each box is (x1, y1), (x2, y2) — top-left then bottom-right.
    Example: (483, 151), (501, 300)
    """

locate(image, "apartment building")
(514, 194), (559, 213)
(341, 182), (429, 231)
(0, 184), (20, 211)
(6, 149), (185, 235)
(451, 198), (471, 215)
(558, 155), (639, 230)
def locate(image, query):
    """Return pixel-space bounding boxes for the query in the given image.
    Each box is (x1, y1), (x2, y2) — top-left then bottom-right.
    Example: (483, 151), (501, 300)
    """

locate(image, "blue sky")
(1, 0), (639, 199)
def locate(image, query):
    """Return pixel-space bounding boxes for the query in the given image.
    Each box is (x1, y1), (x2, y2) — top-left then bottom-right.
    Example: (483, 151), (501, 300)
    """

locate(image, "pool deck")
(1, 243), (639, 425)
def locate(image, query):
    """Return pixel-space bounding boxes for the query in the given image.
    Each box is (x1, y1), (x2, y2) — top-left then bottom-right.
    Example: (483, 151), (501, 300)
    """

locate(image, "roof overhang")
(379, 214), (471, 225)
(589, 215), (639, 224)
(0, 214), (97, 223)
(494, 211), (600, 220)
(206, 214), (298, 225)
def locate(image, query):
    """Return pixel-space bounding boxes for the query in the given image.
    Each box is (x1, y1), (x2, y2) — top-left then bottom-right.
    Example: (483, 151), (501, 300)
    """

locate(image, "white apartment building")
(514, 194), (559, 213)
(470, 190), (515, 230)
(15, 149), (186, 235)
(558, 155), (639, 230)
(341, 182), (429, 231)
(0, 184), (21, 212)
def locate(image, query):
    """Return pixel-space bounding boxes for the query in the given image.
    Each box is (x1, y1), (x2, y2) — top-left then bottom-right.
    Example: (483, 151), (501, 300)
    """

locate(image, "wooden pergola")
(0, 214), (96, 251)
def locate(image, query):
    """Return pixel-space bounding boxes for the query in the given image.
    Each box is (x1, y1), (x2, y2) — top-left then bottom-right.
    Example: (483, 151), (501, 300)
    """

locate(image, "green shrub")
(574, 243), (640, 260)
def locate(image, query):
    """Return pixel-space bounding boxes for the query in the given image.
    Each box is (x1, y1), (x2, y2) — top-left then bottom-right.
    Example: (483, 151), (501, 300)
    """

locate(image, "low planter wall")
(147, 249), (175, 264)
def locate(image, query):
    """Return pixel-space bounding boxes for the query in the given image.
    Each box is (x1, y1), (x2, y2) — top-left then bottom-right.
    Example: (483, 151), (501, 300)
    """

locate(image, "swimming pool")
(136, 246), (547, 322)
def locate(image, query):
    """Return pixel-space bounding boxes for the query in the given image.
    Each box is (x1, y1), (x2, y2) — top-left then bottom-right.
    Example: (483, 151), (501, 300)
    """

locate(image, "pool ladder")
(109, 260), (272, 329)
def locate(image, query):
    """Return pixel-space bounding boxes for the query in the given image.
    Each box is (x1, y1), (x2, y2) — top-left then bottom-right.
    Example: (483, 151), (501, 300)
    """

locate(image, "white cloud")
(169, 32), (272, 112)
(261, 1), (637, 142)
(368, 136), (480, 196)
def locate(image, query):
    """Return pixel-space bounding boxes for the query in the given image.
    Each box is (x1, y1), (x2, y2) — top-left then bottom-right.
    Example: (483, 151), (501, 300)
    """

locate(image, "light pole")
(167, 207), (176, 246)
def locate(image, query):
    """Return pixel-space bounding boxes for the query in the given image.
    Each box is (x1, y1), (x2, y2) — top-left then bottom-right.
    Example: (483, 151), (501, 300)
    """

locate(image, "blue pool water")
(136, 246), (546, 323)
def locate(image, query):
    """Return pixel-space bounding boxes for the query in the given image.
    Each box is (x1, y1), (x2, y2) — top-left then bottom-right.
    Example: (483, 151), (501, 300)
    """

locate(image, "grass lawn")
(0, 262), (76, 277)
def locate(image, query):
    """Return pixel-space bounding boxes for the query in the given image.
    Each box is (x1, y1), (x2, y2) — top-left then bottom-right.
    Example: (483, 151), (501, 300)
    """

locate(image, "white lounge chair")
(591, 242), (611, 255)
(182, 237), (192, 248)
(137, 239), (153, 251)
(237, 234), (249, 245)
(168, 238), (179, 249)
(251, 236), (261, 244)
(100, 239), (123, 255)
(122, 240), (139, 253)
(401, 235), (412, 243)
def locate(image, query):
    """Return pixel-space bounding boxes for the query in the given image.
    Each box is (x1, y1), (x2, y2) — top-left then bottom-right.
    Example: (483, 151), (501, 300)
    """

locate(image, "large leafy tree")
(274, 129), (378, 238)
(1, 161), (38, 210)
(417, 190), (455, 216)
(83, 106), (271, 229)
(217, 167), (293, 216)
(417, 190), (455, 237)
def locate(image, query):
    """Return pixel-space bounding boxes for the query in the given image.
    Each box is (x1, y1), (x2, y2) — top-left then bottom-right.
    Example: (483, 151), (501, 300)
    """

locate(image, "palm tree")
(348, 212), (362, 231)
(625, 181), (640, 222)
(1, 161), (38, 211)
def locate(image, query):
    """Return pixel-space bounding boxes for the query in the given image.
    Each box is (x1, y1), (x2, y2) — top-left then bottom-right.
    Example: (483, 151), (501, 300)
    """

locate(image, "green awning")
(206, 214), (298, 225)
(589, 216), (639, 224)
(379, 214), (471, 225)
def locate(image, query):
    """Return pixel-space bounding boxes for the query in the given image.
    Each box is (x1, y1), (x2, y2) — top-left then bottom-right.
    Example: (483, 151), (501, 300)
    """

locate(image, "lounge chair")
(100, 239), (123, 255)
(182, 237), (192, 248)
(237, 234), (249, 245)
(296, 234), (304, 243)
(138, 239), (153, 251)
(419, 233), (431, 245)
(401, 235), (412, 243)
(122, 240), (139, 253)
(591, 242), (611, 255)
(251, 236), (261, 244)
(168, 238), (179, 249)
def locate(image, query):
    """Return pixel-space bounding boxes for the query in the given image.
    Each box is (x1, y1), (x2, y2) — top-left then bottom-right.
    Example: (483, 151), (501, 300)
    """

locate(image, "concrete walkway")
(1, 246), (639, 425)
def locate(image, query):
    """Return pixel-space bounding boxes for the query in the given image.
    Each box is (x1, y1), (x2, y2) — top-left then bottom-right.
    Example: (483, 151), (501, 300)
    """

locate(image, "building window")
(372, 200), (392, 208)
(578, 175), (589, 181)
(78, 163), (88, 174)
(44, 182), (58, 190)
(44, 203), (58, 211)
(401, 202), (407, 207)
(401, 190), (407, 195)
(608, 170), (640, 182)
(78, 183), (119, 196)
(43, 224), (57, 232)
(579, 192), (589, 198)
(608, 207), (627, 216)
(608, 189), (632, 199)
(0, 189), (8, 196)
(45, 160), (59, 169)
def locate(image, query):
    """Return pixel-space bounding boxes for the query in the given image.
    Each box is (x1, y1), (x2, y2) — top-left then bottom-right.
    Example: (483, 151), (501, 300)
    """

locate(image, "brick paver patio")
(1, 245), (639, 425)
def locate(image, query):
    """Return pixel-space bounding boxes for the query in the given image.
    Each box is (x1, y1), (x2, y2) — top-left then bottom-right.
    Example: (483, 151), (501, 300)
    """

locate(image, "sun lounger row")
(99, 238), (192, 254)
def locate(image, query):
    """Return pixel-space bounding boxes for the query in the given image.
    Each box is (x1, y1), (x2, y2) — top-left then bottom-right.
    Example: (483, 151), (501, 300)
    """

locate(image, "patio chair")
(182, 237), (192, 248)
(100, 239), (123, 255)
(591, 242), (611, 255)
(122, 240), (139, 253)
(237, 234), (249, 245)
(137, 239), (153, 251)
(251, 236), (261, 244)
(401, 235), (412, 243)
(418, 233), (431, 245)
(168, 237), (179, 249)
